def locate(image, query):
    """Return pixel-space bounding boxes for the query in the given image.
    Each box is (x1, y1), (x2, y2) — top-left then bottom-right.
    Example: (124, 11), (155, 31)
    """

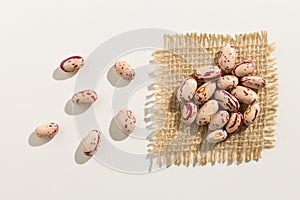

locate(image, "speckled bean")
(60, 56), (84, 72)
(72, 89), (98, 104)
(231, 86), (258, 105)
(114, 60), (135, 80)
(240, 76), (266, 89)
(196, 100), (219, 126)
(177, 77), (198, 103)
(35, 122), (59, 138)
(214, 90), (240, 111)
(194, 65), (222, 82)
(181, 102), (198, 125)
(116, 109), (137, 134)
(194, 81), (216, 105)
(218, 44), (236, 73)
(225, 112), (244, 134)
(208, 111), (230, 131)
(205, 129), (228, 143)
(81, 130), (101, 156)
(217, 75), (239, 90)
(244, 103), (260, 125)
(232, 60), (256, 77)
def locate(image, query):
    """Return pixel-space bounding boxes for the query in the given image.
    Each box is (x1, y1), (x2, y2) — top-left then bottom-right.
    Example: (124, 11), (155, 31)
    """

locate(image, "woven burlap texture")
(148, 31), (278, 167)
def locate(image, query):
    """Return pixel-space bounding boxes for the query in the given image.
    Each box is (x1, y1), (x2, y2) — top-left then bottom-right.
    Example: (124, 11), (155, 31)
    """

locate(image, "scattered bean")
(116, 109), (137, 134)
(114, 60), (135, 80)
(35, 122), (59, 138)
(60, 56), (84, 72)
(72, 89), (98, 104)
(81, 130), (101, 156)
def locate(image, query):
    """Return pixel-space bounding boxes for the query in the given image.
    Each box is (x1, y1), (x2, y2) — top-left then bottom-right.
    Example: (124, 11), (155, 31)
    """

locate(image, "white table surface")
(1, 0), (299, 199)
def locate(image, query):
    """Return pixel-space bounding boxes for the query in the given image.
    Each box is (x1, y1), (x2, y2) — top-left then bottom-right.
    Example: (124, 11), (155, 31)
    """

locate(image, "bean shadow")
(74, 142), (92, 165)
(64, 99), (91, 116)
(107, 66), (130, 87)
(52, 67), (77, 81)
(28, 131), (54, 147)
(109, 116), (129, 141)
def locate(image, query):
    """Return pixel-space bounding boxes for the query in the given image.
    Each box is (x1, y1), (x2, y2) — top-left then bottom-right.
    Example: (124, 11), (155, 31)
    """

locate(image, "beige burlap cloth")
(147, 31), (278, 167)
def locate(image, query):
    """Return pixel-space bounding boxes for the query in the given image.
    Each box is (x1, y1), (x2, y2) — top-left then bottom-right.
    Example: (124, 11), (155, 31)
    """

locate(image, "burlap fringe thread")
(147, 31), (278, 167)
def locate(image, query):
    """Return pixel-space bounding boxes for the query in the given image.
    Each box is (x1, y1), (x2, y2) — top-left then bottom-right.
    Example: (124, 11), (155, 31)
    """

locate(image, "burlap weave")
(147, 31), (278, 167)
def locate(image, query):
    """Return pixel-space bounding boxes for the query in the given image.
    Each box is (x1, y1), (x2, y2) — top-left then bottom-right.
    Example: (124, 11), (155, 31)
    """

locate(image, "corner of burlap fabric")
(147, 31), (278, 167)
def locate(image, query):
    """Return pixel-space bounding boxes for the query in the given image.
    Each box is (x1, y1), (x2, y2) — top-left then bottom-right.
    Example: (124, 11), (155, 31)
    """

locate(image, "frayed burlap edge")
(147, 31), (278, 167)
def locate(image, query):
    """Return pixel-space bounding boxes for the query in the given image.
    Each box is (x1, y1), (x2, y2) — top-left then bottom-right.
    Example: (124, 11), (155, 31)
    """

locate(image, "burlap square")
(147, 31), (278, 167)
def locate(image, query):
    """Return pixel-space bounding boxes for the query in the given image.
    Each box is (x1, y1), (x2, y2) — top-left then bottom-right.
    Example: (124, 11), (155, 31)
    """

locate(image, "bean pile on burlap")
(147, 31), (278, 167)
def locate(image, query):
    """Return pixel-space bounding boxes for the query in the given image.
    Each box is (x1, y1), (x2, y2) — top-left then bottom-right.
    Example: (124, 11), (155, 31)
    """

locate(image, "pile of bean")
(177, 44), (266, 144)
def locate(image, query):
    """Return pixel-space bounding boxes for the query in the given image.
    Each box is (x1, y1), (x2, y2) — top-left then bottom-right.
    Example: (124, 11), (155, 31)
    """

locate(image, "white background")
(1, 0), (300, 199)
